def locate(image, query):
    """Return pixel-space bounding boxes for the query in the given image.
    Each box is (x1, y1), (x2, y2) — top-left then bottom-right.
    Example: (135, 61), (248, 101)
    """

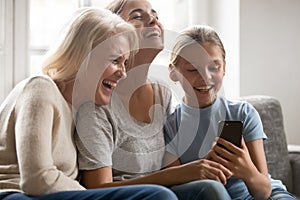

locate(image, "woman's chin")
(140, 38), (163, 50)
(95, 95), (111, 106)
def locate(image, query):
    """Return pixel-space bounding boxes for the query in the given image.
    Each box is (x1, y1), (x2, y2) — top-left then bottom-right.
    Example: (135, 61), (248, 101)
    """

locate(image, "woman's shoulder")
(151, 81), (172, 102)
(12, 75), (56, 94)
(3, 75), (57, 102)
(23, 75), (56, 88)
(10, 75), (66, 109)
(77, 101), (113, 121)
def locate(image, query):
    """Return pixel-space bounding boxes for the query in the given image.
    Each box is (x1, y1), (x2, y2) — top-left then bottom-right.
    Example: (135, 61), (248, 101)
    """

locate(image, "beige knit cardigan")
(0, 76), (84, 196)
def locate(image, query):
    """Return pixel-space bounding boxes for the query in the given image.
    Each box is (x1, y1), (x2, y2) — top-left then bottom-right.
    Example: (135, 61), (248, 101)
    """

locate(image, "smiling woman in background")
(75, 1), (232, 200)
(0, 7), (178, 200)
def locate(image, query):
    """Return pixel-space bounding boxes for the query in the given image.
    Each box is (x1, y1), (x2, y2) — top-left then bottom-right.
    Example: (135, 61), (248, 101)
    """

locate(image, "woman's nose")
(116, 63), (127, 79)
(148, 14), (158, 25)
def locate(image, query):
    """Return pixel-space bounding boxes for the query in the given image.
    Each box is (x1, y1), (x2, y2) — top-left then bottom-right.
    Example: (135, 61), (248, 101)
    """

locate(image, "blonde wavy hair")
(170, 25), (226, 67)
(42, 7), (138, 90)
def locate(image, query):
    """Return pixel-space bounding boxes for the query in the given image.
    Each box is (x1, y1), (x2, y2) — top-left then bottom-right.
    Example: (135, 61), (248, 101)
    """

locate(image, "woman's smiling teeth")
(145, 30), (160, 38)
(102, 80), (117, 90)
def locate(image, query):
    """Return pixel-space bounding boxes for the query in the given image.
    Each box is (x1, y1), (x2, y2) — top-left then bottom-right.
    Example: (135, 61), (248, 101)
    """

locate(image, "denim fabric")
(170, 180), (231, 200)
(268, 188), (297, 200)
(0, 184), (178, 200)
(226, 178), (296, 200)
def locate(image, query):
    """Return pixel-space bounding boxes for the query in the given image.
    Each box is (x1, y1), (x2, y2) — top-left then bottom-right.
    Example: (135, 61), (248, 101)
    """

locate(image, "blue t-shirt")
(164, 96), (285, 199)
(164, 96), (267, 163)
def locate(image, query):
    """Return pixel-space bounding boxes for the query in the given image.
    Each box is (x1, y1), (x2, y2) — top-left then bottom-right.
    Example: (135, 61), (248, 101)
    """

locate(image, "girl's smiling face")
(175, 42), (226, 108)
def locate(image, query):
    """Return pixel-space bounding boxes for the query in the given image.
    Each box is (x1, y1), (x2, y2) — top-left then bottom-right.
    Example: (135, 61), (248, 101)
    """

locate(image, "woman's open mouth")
(102, 80), (117, 90)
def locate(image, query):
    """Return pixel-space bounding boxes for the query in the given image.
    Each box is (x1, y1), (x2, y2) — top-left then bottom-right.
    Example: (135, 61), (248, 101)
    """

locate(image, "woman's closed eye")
(124, 59), (128, 68)
(130, 12), (159, 21)
(111, 56), (123, 65)
(111, 58), (119, 64)
(110, 56), (128, 68)
(132, 15), (143, 20)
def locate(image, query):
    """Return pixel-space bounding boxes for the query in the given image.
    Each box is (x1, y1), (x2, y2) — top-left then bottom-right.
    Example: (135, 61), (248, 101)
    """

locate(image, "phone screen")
(218, 121), (243, 148)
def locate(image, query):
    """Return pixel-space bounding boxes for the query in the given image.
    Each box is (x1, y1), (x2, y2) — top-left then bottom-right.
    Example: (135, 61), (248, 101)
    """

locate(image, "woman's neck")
(133, 49), (158, 67)
(60, 81), (74, 105)
(116, 50), (157, 97)
(115, 50), (160, 123)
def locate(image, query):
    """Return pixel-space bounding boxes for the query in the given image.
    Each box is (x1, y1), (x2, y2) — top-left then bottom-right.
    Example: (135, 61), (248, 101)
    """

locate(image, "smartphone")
(217, 121), (243, 148)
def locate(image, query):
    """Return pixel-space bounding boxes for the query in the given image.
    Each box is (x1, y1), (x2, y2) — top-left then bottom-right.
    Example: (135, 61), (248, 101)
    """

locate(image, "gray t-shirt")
(75, 82), (172, 181)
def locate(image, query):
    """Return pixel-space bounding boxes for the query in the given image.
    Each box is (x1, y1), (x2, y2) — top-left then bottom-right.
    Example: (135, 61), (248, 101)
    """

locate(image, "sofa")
(239, 95), (300, 197)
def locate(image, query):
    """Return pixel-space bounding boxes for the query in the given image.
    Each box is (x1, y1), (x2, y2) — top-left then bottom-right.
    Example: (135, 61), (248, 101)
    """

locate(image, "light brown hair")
(170, 25), (226, 66)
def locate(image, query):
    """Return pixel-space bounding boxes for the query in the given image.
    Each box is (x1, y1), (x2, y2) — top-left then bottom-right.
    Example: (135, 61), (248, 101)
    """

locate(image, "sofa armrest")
(288, 151), (300, 197)
(288, 144), (300, 153)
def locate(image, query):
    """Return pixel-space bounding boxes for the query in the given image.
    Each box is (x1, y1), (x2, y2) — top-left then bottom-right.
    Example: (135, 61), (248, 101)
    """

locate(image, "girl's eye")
(187, 68), (198, 72)
(208, 65), (220, 72)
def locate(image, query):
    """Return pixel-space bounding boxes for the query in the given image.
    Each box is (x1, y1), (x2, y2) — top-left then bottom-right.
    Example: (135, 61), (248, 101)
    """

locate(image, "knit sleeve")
(14, 77), (84, 196)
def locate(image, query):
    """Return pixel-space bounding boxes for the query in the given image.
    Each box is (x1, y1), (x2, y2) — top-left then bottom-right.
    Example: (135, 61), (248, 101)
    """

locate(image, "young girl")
(164, 25), (296, 200)
(0, 7), (178, 200)
(74, 1), (232, 200)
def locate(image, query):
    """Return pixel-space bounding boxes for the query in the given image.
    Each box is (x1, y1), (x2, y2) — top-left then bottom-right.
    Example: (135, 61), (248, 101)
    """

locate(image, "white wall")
(240, 0), (300, 145)
(208, 0), (240, 99)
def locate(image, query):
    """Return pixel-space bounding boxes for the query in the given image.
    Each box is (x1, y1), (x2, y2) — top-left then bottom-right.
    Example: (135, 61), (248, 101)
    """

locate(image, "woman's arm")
(15, 78), (84, 195)
(210, 138), (271, 200)
(81, 152), (232, 189)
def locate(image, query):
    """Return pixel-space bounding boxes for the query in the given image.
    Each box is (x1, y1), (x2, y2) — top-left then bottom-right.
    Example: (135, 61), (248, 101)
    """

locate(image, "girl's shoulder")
(221, 96), (255, 111)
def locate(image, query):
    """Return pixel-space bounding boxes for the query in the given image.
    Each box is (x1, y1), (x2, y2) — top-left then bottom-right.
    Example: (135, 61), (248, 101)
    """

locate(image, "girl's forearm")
(243, 171), (271, 200)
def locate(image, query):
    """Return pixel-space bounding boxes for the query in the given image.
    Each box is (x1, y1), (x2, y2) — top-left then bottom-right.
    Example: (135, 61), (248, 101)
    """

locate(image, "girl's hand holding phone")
(208, 138), (257, 180)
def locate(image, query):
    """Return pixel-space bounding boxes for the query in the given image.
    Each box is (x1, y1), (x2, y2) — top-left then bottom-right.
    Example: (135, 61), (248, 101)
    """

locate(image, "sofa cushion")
(238, 95), (293, 191)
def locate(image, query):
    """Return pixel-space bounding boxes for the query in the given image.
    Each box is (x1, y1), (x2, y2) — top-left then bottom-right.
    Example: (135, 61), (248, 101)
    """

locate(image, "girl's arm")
(209, 138), (271, 200)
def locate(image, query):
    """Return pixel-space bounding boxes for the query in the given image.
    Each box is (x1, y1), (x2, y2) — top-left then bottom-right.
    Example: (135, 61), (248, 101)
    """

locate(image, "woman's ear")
(169, 64), (179, 82)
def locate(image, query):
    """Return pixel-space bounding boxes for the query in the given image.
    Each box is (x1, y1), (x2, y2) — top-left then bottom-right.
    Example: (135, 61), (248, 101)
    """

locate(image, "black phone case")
(218, 121), (243, 148)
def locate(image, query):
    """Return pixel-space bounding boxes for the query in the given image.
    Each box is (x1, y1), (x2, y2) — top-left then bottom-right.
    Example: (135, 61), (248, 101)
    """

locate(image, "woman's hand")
(177, 158), (232, 185)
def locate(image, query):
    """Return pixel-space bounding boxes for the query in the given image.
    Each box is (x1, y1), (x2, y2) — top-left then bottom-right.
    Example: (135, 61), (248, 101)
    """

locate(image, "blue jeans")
(268, 188), (297, 200)
(229, 187), (297, 200)
(0, 184), (178, 200)
(170, 180), (231, 200)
